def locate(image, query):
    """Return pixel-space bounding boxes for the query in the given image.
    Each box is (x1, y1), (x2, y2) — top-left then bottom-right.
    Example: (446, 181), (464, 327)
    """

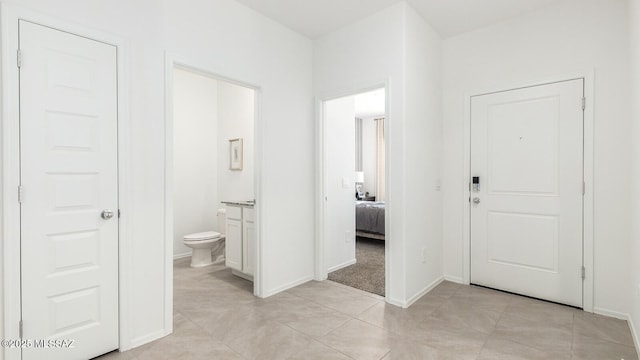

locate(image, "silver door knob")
(101, 209), (114, 220)
(473, 197), (481, 204)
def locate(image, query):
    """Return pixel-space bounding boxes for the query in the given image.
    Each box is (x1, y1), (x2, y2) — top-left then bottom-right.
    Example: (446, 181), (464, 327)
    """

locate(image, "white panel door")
(19, 21), (119, 359)
(470, 79), (584, 307)
(324, 96), (356, 272)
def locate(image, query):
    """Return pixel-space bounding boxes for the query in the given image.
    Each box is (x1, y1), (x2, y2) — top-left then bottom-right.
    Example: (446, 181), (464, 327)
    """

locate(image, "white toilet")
(183, 208), (226, 268)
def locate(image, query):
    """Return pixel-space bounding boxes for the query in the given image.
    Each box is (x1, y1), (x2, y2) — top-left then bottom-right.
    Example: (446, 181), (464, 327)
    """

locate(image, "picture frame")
(229, 138), (243, 170)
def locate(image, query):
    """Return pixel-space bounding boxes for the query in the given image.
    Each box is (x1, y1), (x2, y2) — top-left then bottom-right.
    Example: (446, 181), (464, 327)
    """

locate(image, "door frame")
(1, 4), (133, 358)
(462, 72), (595, 312)
(315, 81), (390, 300)
(163, 53), (265, 299)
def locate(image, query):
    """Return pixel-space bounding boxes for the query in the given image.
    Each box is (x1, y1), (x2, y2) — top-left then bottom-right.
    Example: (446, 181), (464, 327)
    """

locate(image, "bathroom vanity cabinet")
(223, 202), (254, 281)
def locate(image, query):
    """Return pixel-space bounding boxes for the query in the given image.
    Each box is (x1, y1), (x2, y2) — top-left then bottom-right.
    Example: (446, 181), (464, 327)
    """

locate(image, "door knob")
(473, 197), (481, 204)
(101, 209), (114, 220)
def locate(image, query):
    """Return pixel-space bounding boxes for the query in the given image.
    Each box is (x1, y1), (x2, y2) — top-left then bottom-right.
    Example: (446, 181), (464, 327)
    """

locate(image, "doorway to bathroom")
(165, 60), (261, 311)
(319, 87), (388, 298)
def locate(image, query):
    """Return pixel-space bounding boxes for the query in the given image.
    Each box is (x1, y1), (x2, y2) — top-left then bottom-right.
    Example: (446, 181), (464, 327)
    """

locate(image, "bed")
(355, 201), (385, 240)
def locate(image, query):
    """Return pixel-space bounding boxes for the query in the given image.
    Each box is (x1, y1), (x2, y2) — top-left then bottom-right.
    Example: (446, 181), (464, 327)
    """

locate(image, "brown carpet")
(328, 237), (385, 296)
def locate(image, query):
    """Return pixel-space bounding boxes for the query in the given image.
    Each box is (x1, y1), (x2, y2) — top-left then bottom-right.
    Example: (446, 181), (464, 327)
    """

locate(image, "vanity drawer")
(226, 206), (242, 220)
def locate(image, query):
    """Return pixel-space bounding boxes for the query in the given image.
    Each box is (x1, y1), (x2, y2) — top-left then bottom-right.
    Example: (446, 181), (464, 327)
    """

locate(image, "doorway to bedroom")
(320, 87), (387, 297)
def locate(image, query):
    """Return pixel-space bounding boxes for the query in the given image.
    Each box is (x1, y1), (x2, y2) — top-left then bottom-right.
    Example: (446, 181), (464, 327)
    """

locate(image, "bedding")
(355, 201), (385, 236)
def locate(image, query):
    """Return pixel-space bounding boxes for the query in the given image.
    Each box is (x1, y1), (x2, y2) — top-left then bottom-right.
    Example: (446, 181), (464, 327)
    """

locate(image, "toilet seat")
(184, 231), (221, 241)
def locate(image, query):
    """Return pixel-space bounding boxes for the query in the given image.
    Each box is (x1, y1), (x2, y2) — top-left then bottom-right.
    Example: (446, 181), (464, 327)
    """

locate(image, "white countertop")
(221, 200), (255, 207)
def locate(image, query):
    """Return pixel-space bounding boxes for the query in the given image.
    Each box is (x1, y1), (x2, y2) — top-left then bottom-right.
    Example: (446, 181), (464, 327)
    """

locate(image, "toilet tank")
(217, 208), (226, 235)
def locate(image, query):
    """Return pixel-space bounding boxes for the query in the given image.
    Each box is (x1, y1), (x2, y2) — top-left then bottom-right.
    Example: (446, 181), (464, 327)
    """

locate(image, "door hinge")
(582, 181), (586, 195)
(582, 97), (586, 111)
(19, 320), (23, 338)
(581, 266), (586, 280)
(18, 185), (23, 204)
(17, 49), (21, 68)
(118, 209), (121, 218)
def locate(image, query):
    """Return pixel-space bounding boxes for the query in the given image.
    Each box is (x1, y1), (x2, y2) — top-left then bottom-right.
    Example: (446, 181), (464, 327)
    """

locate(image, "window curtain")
(375, 118), (385, 201)
(355, 117), (363, 171)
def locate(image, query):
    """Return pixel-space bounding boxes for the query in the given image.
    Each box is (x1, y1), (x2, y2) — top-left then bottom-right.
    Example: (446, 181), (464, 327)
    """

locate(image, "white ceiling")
(234, 0), (565, 39)
(409, 0), (564, 38)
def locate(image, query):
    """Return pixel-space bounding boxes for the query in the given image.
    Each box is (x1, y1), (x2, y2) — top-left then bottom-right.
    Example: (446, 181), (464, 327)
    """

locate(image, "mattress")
(355, 201), (385, 235)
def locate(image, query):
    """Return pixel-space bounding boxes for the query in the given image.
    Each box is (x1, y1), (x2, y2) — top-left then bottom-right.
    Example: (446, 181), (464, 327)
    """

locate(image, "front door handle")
(473, 197), (481, 205)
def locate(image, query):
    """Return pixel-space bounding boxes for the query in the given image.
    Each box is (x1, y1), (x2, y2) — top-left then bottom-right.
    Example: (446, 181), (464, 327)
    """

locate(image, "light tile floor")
(97, 258), (639, 360)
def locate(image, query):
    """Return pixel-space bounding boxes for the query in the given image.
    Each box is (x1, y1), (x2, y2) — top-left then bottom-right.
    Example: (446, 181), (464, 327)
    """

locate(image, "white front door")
(19, 20), (119, 359)
(470, 79), (584, 307)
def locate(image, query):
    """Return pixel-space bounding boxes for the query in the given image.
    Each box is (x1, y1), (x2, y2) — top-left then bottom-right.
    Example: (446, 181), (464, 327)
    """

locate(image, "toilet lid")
(184, 231), (221, 241)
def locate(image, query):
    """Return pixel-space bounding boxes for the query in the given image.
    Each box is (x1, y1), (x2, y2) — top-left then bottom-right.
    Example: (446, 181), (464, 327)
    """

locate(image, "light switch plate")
(342, 177), (350, 189)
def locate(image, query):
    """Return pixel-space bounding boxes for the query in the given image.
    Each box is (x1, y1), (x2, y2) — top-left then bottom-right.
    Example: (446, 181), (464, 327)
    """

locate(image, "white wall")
(1, 0), (314, 350)
(361, 116), (377, 196)
(325, 96), (356, 271)
(314, 2), (443, 306)
(629, 0), (640, 348)
(173, 69), (219, 258)
(442, 0), (631, 315)
(163, 0), (315, 303)
(403, 3), (443, 301)
(217, 81), (255, 202)
(315, 2), (406, 303)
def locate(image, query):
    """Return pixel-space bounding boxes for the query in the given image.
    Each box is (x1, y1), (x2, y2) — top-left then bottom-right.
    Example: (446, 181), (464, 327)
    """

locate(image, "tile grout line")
(474, 295), (513, 359)
(379, 349), (391, 359)
(267, 284), (366, 359)
(325, 279), (385, 301)
(284, 287), (383, 318)
(412, 285), (512, 359)
(485, 300), (575, 357)
(276, 320), (358, 360)
(175, 309), (250, 360)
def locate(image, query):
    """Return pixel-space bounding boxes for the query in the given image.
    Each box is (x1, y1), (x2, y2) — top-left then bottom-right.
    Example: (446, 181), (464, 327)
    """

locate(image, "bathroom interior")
(172, 66), (256, 291)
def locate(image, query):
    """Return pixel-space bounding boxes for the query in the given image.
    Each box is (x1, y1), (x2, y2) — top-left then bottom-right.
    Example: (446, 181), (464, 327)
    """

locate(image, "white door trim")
(163, 53), (265, 301)
(315, 81), (390, 301)
(462, 71), (595, 312)
(1, 4), (133, 359)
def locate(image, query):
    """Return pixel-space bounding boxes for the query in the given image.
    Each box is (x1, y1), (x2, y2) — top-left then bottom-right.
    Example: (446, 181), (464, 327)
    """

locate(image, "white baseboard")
(593, 307), (629, 320)
(173, 252), (191, 260)
(387, 297), (404, 308)
(328, 258), (356, 273)
(262, 275), (314, 298)
(404, 276), (445, 308)
(128, 329), (168, 350)
(443, 275), (464, 284)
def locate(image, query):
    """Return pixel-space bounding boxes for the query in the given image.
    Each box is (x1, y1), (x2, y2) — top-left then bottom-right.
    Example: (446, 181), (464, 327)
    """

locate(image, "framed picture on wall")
(229, 138), (243, 170)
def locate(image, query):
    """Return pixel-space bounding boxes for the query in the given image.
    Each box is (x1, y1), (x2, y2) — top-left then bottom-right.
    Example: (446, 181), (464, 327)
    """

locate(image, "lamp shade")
(355, 171), (364, 183)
